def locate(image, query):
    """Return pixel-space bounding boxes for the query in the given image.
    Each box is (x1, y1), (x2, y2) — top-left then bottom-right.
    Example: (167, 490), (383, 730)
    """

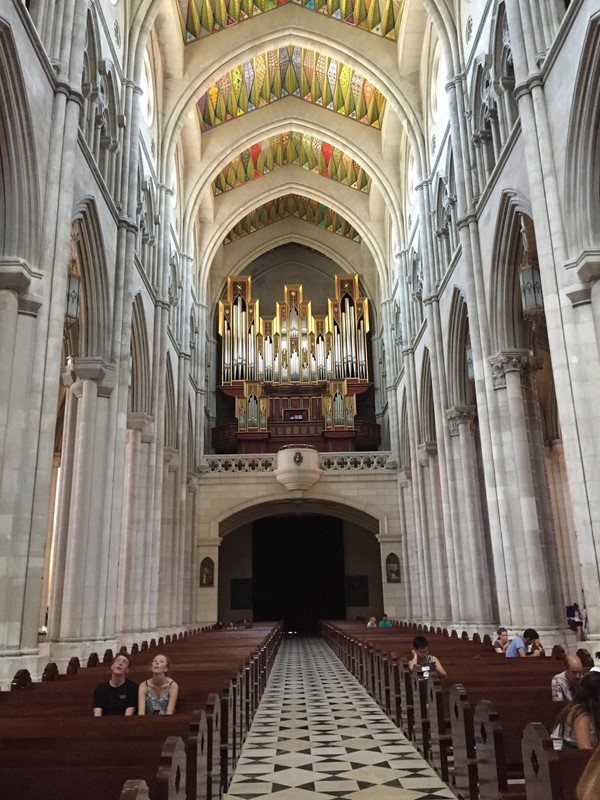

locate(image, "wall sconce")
(465, 344), (474, 381)
(65, 273), (81, 327)
(519, 253), (544, 320)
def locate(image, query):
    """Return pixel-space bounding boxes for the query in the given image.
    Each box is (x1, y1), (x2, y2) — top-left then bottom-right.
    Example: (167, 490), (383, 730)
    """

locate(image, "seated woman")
(138, 654), (179, 715)
(493, 627), (509, 654)
(552, 671), (600, 749)
(366, 616), (377, 628)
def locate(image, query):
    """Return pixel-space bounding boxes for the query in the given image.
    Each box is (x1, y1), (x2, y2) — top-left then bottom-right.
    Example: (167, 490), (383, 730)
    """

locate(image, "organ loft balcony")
(212, 274), (381, 454)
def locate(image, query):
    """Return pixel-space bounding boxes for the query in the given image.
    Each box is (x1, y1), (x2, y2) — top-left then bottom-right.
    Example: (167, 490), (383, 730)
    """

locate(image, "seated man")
(552, 655), (584, 701)
(378, 614), (393, 628)
(505, 628), (545, 657)
(93, 654), (138, 716)
(408, 635), (447, 678)
(493, 627), (510, 654)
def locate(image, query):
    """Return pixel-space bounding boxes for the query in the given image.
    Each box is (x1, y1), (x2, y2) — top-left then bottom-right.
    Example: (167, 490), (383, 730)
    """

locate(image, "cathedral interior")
(1, 0), (600, 690)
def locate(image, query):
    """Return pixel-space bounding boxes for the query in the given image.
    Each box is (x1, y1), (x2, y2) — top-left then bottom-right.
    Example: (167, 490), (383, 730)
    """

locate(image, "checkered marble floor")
(224, 635), (457, 800)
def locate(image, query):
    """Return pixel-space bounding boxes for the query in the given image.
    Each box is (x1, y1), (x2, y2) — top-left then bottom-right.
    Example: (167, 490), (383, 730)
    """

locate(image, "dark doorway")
(252, 515), (346, 632)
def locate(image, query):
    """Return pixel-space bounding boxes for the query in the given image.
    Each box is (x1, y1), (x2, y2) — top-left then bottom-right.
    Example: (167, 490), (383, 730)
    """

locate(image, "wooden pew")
(521, 722), (592, 800)
(0, 623), (282, 800)
(474, 694), (563, 800)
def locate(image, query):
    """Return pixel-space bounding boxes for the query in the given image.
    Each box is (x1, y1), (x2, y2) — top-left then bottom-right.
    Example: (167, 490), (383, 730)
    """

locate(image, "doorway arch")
(218, 508), (383, 633)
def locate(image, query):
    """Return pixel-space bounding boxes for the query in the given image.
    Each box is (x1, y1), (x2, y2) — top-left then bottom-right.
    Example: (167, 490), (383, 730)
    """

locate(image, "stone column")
(489, 352), (565, 631)
(0, 263), (43, 653)
(49, 358), (116, 650)
(447, 406), (494, 627)
(546, 442), (580, 604)
(157, 448), (178, 631)
(418, 443), (452, 626)
(115, 413), (153, 642)
(183, 477), (198, 625)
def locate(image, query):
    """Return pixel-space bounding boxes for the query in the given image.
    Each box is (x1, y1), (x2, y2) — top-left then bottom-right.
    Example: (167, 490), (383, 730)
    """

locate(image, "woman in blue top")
(138, 654), (179, 715)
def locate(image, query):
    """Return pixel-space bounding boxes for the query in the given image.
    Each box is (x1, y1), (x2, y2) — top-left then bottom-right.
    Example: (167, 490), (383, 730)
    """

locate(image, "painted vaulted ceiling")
(178, 0), (403, 43)
(198, 46), (387, 130)
(213, 132), (372, 195)
(223, 194), (362, 243)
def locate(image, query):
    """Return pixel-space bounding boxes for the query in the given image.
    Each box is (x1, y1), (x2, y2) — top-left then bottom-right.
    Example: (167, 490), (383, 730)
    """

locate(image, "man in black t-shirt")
(93, 653), (138, 716)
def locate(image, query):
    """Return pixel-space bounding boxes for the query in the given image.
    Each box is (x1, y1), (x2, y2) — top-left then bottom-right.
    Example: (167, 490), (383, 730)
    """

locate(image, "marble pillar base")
(569, 638), (600, 661)
(0, 647), (43, 691)
(48, 637), (119, 674)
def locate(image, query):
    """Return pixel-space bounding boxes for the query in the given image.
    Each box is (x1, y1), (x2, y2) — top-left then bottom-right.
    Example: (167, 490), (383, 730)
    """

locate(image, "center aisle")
(225, 635), (457, 799)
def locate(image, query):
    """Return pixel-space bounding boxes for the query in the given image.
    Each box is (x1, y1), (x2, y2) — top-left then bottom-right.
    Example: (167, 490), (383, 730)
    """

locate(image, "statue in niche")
(199, 557), (214, 587)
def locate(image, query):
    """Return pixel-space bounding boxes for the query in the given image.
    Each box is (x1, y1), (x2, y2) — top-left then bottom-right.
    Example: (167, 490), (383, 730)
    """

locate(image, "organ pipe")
(218, 274), (369, 387)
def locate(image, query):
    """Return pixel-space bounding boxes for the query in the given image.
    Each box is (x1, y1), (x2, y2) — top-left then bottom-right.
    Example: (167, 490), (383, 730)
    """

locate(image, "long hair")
(554, 672), (600, 738)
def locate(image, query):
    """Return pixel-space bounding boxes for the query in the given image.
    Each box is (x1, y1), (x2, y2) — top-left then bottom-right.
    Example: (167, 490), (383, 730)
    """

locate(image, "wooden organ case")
(213, 274), (380, 454)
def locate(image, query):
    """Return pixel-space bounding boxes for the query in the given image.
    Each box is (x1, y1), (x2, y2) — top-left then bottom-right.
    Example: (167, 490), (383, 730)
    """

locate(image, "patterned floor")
(224, 635), (457, 800)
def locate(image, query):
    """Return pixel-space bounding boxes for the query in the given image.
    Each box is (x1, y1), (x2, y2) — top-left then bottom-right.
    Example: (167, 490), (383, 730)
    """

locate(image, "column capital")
(446, 405), (476, 436)
(0, 258), (42, 294)
(565, 248), (600, 285)
(489, 349), (535, 389)
(126, 412), (154, 439)
(163, 446), (180, 471)
(61, 357), (116, 395)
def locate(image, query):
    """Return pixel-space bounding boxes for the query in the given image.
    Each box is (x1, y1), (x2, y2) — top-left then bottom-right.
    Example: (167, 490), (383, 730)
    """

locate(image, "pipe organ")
(216, 275), (377, 453)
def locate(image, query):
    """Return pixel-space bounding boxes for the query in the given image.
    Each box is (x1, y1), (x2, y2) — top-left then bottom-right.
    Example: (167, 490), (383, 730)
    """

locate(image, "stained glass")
(178, 0), (403, 42)
(198, 46), (386, 130)
(223, 194), (362, 243)
(213, 132), (371, 195)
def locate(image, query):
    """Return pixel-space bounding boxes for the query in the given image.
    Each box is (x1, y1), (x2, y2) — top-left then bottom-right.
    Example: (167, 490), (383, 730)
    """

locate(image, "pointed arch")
(564, 12), (600, 251)
(489, 190), (534, 353)
(164, 354), (177, 449)
(130, 294), (151, 415)
(71, 198), (112, 360)
(419, 348), (436, 444)
(187, 399), (195, 473)
(446, 288), (470, 408)
(0, 19), (39, 263)
(399, 389), (410, 469)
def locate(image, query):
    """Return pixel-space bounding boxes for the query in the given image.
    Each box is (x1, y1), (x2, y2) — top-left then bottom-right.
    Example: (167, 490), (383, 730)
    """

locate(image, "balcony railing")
(200, 452), (396, 474)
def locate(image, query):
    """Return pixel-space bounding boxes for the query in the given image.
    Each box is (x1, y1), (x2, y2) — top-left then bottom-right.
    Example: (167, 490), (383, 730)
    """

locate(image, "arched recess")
(195, 180), (388, 300)
(489, 197), (579, 605)
(0, 19), (39, 263)
(399, 390), (410, 470)
(564, 11), (600, 251)
(70, 198), (112, 361)
(187, 400), (195, 474)
(217, 495), (381, 538)
(129, 294), (151, 415)
(489, 190), (534, 353)
(164, 354), (176, 450)
(446, 288), (472, 408)
(419, 348), (436, 444)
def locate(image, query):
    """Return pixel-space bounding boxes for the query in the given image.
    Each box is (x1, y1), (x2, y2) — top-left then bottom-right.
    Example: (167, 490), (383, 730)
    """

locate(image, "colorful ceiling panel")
(198, 46), (386, 131)
(178, 0), (403, 43)
(213, 132), (372, 195)
(223, 194), (362, 243)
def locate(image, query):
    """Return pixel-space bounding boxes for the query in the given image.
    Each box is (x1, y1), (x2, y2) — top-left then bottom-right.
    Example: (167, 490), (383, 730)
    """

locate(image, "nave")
(225, 636), (455, 800)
